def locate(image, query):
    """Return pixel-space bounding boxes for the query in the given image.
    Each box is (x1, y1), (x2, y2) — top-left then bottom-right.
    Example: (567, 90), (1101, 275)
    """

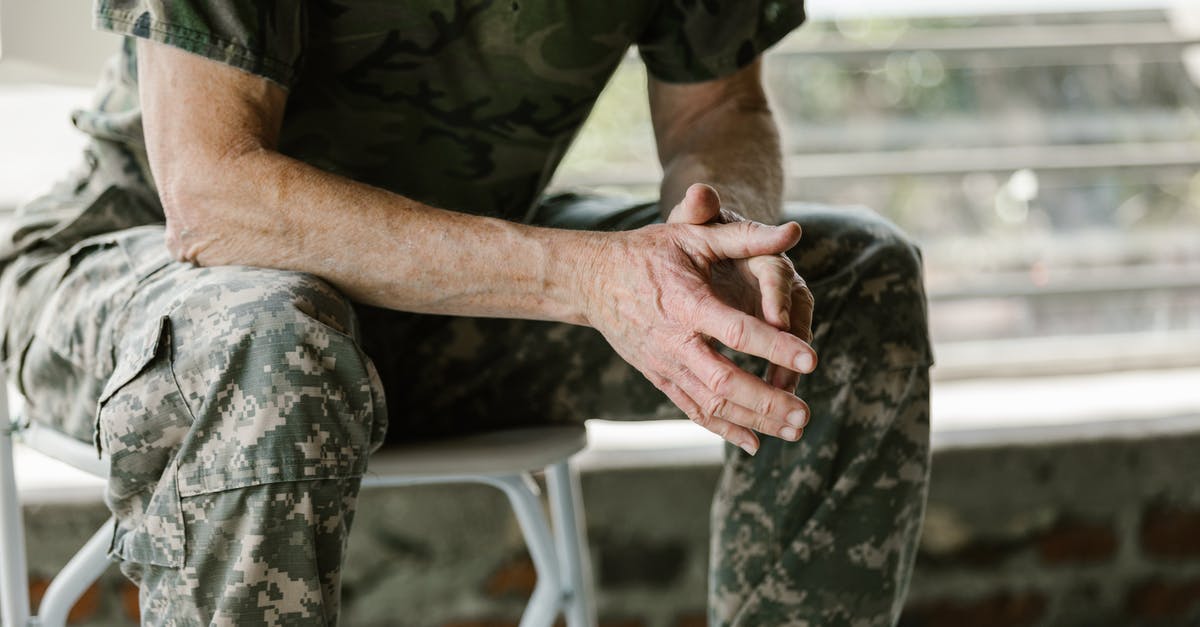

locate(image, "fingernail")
(740, 441), (758, 456)
(780, 427), (798, 440)
(794, 353), (814, 373)
(787, 409), (807, 427)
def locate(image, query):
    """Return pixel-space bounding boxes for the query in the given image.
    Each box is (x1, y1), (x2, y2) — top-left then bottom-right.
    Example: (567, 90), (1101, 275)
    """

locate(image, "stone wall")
(904, 418), (1200, 627)
(8, 416), (1200, 626)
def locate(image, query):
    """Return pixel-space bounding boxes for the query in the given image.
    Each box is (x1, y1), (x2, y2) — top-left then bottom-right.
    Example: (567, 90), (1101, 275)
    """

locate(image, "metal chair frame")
(0, 369), (596, 627)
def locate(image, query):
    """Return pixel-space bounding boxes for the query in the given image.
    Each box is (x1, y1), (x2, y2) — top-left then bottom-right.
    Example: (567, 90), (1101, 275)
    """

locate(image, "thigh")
(1, 224), (375, 446)
(0, 225), (174, 440)
(360, 306), (676, 444)
(4, 224), (382, 582)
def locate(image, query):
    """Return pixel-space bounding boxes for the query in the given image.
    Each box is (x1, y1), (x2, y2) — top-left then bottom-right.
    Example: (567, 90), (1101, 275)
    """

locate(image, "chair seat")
(364, 424), (588, 479)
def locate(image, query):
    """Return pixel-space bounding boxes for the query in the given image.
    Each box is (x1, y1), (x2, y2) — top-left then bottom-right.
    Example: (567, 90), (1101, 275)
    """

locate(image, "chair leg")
(1, 378), (32, 627)
(546, 461), (596, 627)
(35, 518), (115, 627)
(488, 474), (564, 627)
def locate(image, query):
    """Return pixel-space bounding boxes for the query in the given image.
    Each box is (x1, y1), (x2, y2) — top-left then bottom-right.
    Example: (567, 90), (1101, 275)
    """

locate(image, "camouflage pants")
(0, 195), (932, 626)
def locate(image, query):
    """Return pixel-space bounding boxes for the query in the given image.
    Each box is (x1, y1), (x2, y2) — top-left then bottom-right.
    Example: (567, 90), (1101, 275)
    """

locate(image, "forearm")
(659, 102), (784, 224)
(164, 148), (600, 324)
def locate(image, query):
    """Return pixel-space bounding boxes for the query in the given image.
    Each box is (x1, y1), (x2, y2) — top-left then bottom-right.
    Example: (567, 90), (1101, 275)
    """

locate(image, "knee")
(839, 213), (930, 343)
(164, 268), (385, 486)
(171, 268), (361, 364)
(867, 214), (924, 282)
(787, 205), (925, 290)
(172, 264), (374, 396)
(785, 206), (933, 371)
(182, 266), (358, 339)
(857, 216), (926, 303)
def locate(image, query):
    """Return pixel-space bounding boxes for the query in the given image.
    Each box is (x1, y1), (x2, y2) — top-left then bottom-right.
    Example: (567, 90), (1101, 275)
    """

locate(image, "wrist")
(539, 227), (616, 327)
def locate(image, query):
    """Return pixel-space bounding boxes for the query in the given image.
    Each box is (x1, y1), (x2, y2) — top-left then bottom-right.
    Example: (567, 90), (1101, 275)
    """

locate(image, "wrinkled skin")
(584, 185), (817, 455)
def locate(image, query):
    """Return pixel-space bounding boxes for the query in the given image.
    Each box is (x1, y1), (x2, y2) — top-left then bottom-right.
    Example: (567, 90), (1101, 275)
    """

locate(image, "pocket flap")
(98, 315), (169, 405)
(93, 315), (170, 458)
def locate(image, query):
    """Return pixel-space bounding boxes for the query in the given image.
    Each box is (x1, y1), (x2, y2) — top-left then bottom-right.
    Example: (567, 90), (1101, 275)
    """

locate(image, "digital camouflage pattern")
(3, 192), (931, 626)
(2, 214), (388, 624)
(0, 0), (935, 624)
(362, 198), (934, 625)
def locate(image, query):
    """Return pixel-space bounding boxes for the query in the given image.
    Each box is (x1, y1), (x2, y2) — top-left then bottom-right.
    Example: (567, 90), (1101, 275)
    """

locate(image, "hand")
(581, 196), (817, 455)
(668, 184), (815, 395)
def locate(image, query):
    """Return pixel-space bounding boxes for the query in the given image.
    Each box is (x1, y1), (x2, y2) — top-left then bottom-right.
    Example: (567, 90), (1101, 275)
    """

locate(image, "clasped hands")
(583, 184), (815, 455)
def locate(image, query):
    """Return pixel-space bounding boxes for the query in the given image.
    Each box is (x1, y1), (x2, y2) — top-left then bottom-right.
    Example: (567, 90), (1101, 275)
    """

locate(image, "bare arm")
(139, 40), (815, 454)
(651, 59), (783, 224)
(141, 40), (597, 323)
(649, 59), (814, 433)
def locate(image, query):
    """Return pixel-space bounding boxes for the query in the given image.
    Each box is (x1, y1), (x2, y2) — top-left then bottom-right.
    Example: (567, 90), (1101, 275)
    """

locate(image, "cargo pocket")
(0, 232), (142, 440)
(2, 183), (164, 376)
(97, 315), (190, 569)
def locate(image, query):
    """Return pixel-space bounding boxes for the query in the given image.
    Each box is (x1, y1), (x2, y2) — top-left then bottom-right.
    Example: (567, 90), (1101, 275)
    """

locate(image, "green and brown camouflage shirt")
(90, 0), (804, 221)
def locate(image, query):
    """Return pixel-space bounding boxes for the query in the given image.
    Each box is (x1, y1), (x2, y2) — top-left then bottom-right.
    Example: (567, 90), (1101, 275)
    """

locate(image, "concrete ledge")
(15, 367), (1200, 500)
(932, 331), (1200, 381)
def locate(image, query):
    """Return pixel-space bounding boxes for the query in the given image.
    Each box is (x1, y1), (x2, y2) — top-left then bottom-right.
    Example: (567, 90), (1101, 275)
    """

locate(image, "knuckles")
(722, 316), (747, 350)
(755, 393), (777, 418)
(708, 366), (735, 395)
(705, 395), (728, 418)
(793, 283), (815, 305)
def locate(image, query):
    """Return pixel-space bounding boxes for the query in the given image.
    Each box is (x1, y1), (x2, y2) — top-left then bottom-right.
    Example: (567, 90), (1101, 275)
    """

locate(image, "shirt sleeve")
(93, 0), (307, 88)
(637, 0), (805, 84)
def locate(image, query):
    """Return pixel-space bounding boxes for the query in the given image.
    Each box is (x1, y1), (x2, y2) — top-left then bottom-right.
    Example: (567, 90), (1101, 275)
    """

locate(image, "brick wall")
(902, 422), (1200, 627)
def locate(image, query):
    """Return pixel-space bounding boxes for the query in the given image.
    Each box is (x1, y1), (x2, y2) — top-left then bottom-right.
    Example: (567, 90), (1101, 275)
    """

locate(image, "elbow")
(162, 220), (205, 266)
(154, 142), (278, 266)
(154, 133), (274, 265)
(159, 177), (218, 266)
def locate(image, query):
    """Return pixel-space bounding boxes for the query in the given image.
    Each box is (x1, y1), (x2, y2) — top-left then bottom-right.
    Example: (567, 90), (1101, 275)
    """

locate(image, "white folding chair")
(0, 367), (596, 627)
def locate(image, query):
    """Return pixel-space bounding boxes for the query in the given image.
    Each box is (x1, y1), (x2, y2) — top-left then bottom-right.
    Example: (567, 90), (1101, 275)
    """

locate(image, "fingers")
(686, 341), (810, 434)
(758, 263), (816, 389)
(748, 255), (796, 330)
(649, 345), (807, 453)
(668, 183), (723, 225)
(694, 299), (817, 374)
(789, 279), (815, 344)
(770, 279), (816, 392)
(652, 373), (761, 455)
(751, 255), (793, 391)
(699, 220), (801, 261)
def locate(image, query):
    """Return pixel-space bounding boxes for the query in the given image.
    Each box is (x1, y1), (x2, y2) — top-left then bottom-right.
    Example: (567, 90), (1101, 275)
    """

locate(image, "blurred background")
(550, 0), (1200, 382)
(3, 0), (1200, 625)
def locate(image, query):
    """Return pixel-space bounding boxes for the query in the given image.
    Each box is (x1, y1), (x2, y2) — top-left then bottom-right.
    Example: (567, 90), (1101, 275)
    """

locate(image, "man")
(0, 1), (933, 625)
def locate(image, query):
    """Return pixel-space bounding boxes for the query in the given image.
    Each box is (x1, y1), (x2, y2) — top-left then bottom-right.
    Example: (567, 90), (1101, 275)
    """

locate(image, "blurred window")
(551, 0), (1200, 383)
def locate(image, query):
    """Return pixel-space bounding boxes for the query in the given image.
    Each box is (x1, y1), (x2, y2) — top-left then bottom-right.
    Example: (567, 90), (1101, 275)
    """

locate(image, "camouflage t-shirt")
(83, 0), (803, 222)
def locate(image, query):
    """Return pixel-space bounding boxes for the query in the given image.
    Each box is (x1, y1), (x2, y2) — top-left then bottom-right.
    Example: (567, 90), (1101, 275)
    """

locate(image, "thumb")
(703, 220), (802, 260)
(668, 183), (723, 225)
